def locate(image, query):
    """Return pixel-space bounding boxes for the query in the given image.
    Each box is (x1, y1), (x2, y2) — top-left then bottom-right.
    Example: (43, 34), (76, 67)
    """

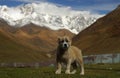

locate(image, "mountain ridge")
(0, 3), (103, 34)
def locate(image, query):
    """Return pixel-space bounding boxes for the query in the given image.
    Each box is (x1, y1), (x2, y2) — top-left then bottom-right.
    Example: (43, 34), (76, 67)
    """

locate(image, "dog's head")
(58, 36), (72, 49)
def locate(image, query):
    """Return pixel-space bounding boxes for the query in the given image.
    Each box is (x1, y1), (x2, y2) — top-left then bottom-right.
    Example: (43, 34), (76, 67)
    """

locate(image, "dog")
(55, 36), (84, 75)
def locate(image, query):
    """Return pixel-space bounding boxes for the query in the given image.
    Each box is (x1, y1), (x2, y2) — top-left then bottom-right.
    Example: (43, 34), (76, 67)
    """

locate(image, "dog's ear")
(57, 37), (61, 43)
(65, 36), (72, 45)
(68, 37), (72, 43)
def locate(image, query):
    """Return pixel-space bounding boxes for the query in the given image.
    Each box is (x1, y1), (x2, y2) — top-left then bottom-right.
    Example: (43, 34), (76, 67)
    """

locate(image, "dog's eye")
(61, 40), (64, 43)
(65, 39), (69, 42)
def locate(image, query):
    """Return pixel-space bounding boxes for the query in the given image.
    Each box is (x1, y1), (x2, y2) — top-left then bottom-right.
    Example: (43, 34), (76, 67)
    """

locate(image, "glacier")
(0, 3), (104, 34)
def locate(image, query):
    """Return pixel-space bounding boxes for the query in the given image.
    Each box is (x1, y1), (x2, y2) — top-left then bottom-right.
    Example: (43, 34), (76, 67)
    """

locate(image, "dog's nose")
(64, 44), (67, 47)
(63, 43), (68, 48)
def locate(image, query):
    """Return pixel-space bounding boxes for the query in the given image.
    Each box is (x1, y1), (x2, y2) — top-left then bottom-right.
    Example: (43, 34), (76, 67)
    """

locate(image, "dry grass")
(73, 6), (120, 55)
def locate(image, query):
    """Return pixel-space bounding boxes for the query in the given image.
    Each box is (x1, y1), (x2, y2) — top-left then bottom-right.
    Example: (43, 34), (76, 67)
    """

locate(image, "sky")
(0, 0), (120, 14)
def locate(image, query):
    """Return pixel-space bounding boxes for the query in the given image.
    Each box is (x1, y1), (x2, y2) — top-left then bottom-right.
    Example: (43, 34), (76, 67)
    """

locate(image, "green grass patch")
(0, 64), (120, 78)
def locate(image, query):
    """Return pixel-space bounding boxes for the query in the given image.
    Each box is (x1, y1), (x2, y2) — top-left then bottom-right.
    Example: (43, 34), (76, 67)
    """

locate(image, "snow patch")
(0, 3), (104, 34)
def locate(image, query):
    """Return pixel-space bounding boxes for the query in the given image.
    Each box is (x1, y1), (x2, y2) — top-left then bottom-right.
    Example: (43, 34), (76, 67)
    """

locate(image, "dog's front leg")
(78, 58), (84, 75)
(55, 62), (62, 74)
(65, 59), (72, 74)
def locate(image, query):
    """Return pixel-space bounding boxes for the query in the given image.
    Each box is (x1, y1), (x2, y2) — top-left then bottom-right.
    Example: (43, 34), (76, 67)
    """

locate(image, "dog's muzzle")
(62, 42), (69, 48)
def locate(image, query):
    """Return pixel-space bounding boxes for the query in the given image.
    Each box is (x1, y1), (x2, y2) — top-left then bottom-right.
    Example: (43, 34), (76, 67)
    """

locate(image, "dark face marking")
(58, 37), (71, 49)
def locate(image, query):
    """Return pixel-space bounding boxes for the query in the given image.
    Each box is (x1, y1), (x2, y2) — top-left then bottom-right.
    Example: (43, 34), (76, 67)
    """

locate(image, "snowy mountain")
(0, 3), (103, 34)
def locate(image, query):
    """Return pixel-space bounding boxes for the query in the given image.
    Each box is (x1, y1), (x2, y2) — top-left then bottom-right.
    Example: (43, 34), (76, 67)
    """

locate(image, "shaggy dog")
(55, 36), (84, 75)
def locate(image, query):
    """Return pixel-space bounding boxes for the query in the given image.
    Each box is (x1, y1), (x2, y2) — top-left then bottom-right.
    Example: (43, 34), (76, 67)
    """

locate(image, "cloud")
(74, 3), (119, 14)
(11, 0), (47, 3)
(10, 0), (120, 14)
(10, 0), (118, 14)
(3, 1), (102, 16)
(65, 0), (119, 13)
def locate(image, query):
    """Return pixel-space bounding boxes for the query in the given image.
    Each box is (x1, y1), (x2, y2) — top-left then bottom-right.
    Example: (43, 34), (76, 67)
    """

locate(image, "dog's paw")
(80, 72), (84, 75)
(65, 70), (71, 74)
(55, 70), (61, 74)
(71, 70), (76, 74)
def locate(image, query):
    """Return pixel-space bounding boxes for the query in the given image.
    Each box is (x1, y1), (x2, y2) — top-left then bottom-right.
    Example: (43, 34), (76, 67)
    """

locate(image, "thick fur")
(55, 36), (84, 75)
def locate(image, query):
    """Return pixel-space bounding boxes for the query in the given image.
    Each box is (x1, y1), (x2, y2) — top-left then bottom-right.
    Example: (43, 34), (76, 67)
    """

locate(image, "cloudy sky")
(0, 0), (120, 14)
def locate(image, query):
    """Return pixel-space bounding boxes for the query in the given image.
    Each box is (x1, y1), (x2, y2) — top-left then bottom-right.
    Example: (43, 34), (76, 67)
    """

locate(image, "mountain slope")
(14, 24), (74, 52)
(0, 19), (74, 62)
(0, 27), (46, 63)
(0, 20), (50, 62)
(73, 5), (120, 55)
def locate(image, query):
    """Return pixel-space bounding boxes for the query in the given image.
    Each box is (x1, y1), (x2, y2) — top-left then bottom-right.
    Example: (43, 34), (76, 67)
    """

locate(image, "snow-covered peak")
(0, 3), (104, 34)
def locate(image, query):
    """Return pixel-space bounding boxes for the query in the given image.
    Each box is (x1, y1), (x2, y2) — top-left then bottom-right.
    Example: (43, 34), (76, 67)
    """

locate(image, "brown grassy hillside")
(0, 28), (46, 63)
(0, 19), (74, 62)
(73, 5), (120, 55)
